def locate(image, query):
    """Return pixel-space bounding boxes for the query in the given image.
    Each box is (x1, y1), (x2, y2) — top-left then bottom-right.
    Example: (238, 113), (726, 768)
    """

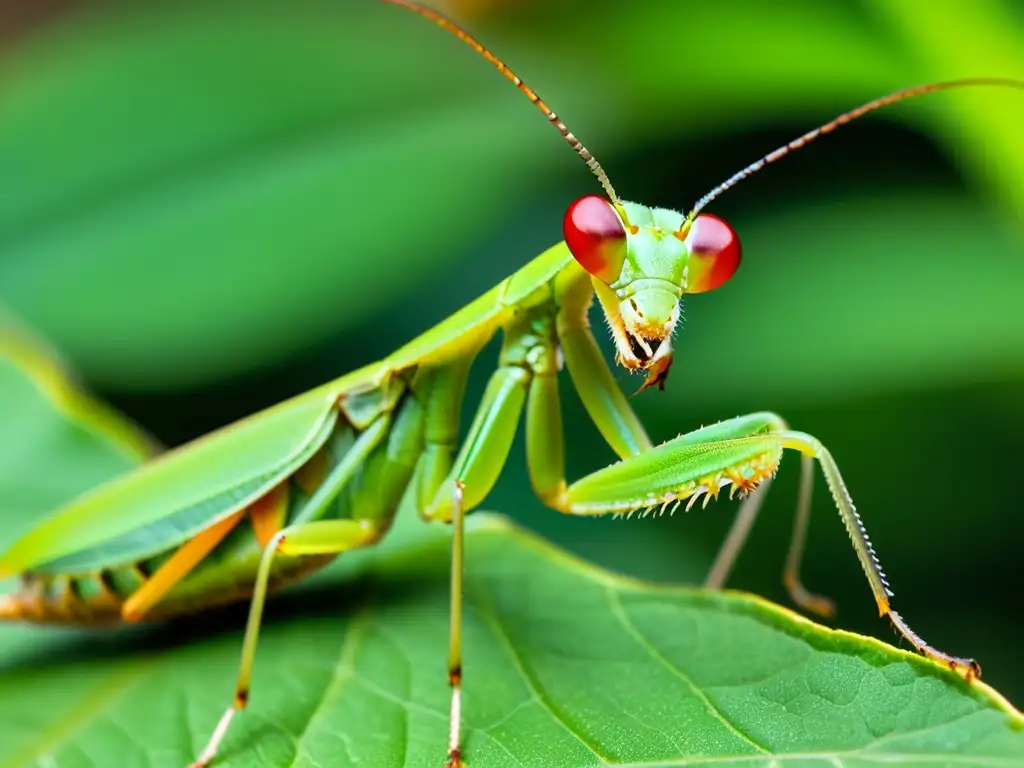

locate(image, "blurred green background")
(1, 0), (1022, 709)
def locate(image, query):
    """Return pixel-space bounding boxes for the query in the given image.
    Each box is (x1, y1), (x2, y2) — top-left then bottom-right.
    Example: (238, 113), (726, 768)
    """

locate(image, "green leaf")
(864, 0), (1024, 215)
(0, 515), (1021, 767)
(0, 317), (152, 546)
(0, 329), (1020, 766)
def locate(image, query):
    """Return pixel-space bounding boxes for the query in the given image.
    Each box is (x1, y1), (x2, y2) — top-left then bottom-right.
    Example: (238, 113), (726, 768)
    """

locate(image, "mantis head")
(563, 195), (740, 390)
(385, 0), (1022, 391)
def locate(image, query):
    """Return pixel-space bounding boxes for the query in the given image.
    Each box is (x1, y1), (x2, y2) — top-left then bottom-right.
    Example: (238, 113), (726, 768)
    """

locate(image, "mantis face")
(563, 196), (741, 390)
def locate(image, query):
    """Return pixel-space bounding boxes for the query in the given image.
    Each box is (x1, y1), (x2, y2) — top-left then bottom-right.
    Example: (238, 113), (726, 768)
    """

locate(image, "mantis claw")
(888, 610), (981, 681)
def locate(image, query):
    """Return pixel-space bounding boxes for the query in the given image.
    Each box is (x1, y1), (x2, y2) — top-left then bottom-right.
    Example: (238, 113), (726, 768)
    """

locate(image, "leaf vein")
(283, 607), (372, 768)
(350, 668), (527, 768)
(469, 582), (612, 762)
(605, 587), (771, 755)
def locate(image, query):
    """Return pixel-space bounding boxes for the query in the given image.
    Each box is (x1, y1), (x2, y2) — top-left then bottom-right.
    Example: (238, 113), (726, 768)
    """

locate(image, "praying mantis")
(1, 1), (1022, 766)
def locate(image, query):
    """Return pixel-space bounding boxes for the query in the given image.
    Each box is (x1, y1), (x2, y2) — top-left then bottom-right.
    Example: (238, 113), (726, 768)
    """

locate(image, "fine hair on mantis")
(0, 2), (1021, 767)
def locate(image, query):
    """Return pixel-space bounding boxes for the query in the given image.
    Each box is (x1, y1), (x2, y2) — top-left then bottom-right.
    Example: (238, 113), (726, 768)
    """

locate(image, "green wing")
(0, 245), (576, 576)
(0, 383), (346, 575)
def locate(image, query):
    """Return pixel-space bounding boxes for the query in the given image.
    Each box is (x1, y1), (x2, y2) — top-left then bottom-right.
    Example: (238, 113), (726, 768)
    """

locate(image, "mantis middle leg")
(406, 298), (662, 765)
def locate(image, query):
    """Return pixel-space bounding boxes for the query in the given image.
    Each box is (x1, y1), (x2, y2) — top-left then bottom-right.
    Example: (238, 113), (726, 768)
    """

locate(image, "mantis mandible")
(1, 2), (1021, 766)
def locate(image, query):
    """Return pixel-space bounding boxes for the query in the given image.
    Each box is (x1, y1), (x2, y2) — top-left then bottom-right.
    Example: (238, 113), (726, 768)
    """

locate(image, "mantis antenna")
(687, 77), (1024, 221)
(381, 0), (620, 205)
(384, 1), (1022, 226)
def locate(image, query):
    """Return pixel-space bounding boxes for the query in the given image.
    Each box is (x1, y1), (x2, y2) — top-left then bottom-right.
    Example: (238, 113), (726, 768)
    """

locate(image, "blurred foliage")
(0, 317), (154, 544)
(0, 0), (1021, 736)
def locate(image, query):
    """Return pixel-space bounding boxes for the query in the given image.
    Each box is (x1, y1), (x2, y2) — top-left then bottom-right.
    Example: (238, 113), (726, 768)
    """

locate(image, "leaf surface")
(0, 514), (1021, 767)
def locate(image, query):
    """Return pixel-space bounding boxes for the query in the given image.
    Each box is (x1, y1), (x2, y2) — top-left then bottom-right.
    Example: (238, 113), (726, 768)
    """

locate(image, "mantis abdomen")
(0, 374), (431, 623)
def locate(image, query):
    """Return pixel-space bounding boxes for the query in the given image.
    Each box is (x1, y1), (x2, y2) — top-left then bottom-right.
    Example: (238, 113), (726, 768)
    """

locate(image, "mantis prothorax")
(1, 2), (1021, 766)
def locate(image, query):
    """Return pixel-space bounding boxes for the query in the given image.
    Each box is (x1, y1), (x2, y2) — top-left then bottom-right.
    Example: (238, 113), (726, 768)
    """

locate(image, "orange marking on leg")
(249, 483), (291, 550)
(121, 509), (248, 622)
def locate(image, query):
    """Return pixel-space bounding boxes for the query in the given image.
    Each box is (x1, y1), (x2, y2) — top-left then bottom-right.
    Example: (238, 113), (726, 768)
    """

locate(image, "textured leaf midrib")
(605, 586), (770, 756)
(469, 522), (1023, 764)
(284, 607), (371, 768)
(469, 577), (611, 763)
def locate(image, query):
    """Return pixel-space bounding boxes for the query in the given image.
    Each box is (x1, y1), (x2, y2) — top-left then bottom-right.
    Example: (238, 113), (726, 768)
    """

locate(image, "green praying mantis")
(1, 1), (1022, 766)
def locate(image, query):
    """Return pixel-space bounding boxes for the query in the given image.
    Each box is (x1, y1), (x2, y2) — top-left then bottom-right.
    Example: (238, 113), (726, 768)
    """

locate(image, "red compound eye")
(563, 195), (627, 284)
(684, 214), (741, 293)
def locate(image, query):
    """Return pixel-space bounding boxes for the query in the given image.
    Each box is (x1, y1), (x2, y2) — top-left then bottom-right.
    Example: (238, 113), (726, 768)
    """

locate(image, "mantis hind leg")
(190, 415), (392, 768)
(189, 517), (384, 768)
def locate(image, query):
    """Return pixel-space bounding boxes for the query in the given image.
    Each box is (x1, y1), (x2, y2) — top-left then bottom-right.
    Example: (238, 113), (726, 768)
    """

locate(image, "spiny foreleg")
(526, 398), (980, 679)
